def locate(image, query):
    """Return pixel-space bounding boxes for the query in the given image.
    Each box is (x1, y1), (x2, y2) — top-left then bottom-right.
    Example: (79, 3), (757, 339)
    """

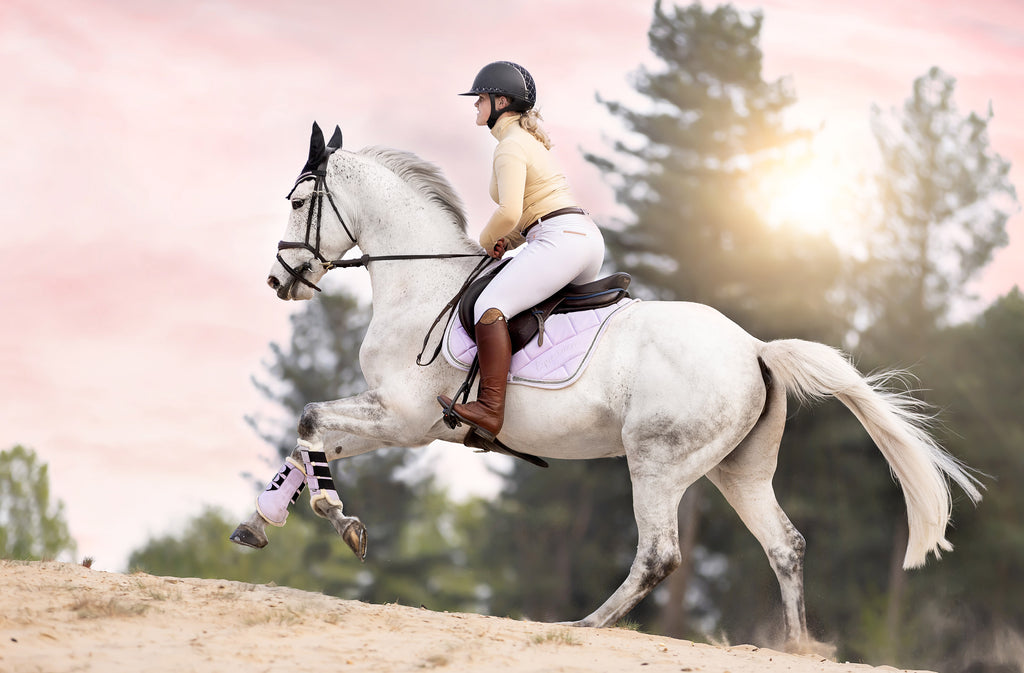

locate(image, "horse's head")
(268, 122), (355, 300)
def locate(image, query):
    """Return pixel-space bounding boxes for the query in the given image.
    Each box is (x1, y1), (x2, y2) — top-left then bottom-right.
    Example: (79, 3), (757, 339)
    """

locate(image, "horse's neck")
(359, 254), (481, 380)
(367, 255), (478, 316)
(359, 210), (481, 338)
(341, 154), (481, 353)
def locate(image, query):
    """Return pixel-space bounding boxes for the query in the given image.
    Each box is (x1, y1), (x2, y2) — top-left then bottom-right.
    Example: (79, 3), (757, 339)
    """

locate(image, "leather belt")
(522, 207), (588, 236)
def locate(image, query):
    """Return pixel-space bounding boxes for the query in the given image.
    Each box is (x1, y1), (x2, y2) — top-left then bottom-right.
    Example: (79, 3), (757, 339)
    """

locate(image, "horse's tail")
(758, 338), (983, 569)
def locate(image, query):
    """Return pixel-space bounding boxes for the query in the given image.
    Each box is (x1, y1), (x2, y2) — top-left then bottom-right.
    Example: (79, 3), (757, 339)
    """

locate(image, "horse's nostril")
(267, 276), (280, 290)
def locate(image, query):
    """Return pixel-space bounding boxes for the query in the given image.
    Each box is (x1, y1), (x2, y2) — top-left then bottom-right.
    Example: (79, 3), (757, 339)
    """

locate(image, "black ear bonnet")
(288, 122), (344, 197)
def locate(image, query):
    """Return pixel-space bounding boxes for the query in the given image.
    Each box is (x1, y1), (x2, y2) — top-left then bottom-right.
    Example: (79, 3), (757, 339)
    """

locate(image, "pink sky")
(1, 0), (1021, 571)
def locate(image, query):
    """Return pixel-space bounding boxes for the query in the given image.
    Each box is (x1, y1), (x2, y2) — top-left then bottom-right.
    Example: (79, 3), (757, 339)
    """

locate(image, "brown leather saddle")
(457, 260), (631, 351)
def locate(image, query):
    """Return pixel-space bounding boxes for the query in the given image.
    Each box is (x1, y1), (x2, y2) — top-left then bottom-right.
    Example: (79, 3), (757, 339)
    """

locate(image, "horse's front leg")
(232, 388), (430, 559)
(230, 433), (385, 557)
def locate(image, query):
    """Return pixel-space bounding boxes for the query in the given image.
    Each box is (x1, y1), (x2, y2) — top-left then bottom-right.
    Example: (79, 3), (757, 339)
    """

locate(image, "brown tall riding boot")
(444, 308), (511, 440)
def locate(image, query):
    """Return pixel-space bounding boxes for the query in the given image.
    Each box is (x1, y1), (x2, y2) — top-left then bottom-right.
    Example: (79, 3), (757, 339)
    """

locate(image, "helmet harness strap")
(487, 93), (503, 129)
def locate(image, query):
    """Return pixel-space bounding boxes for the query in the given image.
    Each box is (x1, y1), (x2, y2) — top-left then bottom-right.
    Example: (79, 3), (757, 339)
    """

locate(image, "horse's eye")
(291, 199), (304, 210)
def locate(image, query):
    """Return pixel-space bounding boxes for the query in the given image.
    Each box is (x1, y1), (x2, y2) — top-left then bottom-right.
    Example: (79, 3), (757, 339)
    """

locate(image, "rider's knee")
(480, 307), (505, 324)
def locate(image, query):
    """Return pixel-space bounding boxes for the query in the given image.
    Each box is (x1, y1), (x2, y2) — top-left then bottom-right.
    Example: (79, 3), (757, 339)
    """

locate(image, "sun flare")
(767, 170), (837, 234)
(753, 148), (860, 241)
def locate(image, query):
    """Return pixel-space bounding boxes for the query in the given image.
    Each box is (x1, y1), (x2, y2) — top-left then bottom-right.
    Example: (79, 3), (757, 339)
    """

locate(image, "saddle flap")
(457, 259), (512, 341)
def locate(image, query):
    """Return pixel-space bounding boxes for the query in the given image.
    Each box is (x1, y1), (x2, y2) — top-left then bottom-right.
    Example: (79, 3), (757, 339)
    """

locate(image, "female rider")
(439, 61), (606, 440)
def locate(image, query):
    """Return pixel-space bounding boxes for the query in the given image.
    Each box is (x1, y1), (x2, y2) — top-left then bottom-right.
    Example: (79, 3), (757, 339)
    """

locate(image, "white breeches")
(474, 213), (605, 323)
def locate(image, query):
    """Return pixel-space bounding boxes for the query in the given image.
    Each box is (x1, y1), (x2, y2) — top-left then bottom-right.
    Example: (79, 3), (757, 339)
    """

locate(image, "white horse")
(232, 123), (981, 650)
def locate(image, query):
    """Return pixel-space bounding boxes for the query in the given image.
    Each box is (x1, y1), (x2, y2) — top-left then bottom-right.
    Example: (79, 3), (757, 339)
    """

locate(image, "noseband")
(277, 166), (484, 293)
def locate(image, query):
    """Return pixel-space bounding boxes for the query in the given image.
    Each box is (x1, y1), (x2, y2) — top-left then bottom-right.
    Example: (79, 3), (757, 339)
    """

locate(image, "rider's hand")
(490, 238), (507, 259)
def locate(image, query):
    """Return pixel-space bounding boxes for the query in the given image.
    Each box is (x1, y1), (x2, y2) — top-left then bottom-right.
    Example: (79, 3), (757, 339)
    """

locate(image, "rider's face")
(474, 94), (490, 126)
(474, 94), (509, 126)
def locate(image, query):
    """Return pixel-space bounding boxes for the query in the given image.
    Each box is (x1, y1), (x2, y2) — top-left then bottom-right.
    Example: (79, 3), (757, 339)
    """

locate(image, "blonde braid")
(518, 109), (553, 149)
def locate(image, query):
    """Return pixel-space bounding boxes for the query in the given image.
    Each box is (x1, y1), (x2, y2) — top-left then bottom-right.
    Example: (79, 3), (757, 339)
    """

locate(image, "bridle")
(276, 164), (485, 293)
(276, 155), (493, 373)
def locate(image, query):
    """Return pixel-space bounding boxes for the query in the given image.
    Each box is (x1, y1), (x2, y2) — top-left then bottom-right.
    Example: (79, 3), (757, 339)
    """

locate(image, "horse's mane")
(357, 146), (468, 232)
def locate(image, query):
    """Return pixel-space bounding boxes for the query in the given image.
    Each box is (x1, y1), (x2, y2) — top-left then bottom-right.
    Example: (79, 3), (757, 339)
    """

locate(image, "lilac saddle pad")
(442, 298), (639, 390)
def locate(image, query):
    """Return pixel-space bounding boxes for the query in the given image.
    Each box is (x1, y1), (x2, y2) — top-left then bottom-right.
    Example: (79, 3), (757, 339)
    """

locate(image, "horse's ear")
(327, 125), (343, 151)
(308, 121), (326, 167)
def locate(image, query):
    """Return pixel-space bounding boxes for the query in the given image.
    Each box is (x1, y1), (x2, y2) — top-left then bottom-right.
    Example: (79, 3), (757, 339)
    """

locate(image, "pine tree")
(586, 0), (843, 341)
(861, 66), (1017, 362)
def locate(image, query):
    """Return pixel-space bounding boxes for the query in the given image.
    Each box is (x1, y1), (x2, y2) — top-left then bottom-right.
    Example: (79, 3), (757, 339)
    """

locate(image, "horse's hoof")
(340, 517), (368, 561)
(229, 524), (268, 549)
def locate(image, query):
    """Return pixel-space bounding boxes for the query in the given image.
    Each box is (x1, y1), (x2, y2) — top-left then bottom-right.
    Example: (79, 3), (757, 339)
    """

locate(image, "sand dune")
(0, 561), (933, 673)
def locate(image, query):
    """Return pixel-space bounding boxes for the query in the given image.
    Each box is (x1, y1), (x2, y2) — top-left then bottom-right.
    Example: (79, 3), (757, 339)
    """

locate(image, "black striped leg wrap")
(299, 441), (343, 515)
(256, 457), (307, 526)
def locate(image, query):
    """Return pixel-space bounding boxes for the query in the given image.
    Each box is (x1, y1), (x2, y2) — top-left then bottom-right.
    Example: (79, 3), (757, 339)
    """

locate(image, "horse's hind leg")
(705, 380), (829, 655)
(706, 465), (812, 650)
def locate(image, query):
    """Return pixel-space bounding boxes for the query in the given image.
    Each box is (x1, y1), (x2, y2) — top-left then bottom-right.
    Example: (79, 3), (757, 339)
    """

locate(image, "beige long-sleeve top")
(478, 113), (578, 251)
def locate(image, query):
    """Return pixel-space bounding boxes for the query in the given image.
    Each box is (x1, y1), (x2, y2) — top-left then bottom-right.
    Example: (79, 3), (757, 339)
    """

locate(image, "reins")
(327, 252), (488, 270)
(415, 255), (493, 367)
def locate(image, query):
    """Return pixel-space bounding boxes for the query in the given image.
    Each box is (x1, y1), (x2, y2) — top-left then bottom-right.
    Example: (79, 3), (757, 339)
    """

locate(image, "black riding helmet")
(460, 61), (536, 129)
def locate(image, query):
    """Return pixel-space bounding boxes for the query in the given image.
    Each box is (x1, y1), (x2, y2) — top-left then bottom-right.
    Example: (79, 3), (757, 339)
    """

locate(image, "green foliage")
(0, 445), (76, 561)
(831, 67), (1021, 669)
(817, 290), (1024, 670)
(248, 291), (370, 454)
(129, 506), (322, 585)
(247, 290), (480, 607)
(572, 5), (1021, 670)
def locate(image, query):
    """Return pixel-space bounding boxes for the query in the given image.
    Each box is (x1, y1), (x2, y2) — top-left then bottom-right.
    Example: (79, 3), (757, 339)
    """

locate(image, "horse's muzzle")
(268, 273), (297, 300)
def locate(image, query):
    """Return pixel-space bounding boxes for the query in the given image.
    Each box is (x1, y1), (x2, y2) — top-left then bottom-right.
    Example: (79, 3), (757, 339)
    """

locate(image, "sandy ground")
(0, 561), (934, 673)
